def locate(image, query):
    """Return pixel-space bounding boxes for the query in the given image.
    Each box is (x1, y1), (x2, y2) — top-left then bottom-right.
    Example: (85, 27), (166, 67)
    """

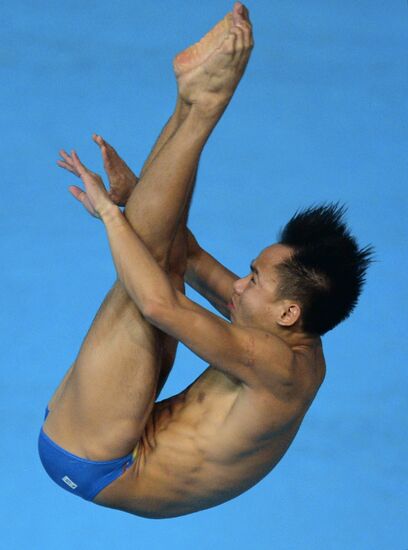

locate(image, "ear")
(277, 301), (301, 327)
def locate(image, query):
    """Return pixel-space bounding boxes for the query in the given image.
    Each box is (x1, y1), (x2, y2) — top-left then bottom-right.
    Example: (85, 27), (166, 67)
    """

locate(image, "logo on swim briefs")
(62, 476), (78, 490)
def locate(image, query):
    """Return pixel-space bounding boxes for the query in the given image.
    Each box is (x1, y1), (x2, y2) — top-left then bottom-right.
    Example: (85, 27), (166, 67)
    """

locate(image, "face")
(230, 244), (295, 329)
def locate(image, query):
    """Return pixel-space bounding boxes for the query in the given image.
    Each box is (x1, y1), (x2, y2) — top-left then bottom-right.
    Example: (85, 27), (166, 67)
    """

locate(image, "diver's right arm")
(185, 229), (239, 319)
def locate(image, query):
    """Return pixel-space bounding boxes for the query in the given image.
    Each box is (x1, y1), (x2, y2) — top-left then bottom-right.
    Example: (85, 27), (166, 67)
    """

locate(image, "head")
(231, 203), (374, 337)
(231, 244), (298, 334)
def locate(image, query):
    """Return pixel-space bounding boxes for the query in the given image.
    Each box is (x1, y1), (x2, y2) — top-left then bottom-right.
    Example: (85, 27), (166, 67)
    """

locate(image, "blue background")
(2, 1), (407, 548)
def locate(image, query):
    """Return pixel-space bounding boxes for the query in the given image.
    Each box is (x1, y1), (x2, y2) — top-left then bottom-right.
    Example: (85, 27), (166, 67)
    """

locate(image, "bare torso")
(95, 344), (326, 518)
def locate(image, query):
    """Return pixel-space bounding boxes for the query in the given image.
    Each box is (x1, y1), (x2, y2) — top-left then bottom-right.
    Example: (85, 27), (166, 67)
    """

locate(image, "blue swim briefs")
(38, 407), (135, 501)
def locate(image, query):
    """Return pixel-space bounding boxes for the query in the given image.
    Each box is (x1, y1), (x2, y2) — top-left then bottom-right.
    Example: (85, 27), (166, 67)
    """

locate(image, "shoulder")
(291, 341), (326, 397)
(232, 325), (296, 391)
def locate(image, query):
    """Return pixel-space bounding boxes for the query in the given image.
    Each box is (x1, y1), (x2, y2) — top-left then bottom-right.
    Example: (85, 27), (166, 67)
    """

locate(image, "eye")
(250, 276), (256, 284)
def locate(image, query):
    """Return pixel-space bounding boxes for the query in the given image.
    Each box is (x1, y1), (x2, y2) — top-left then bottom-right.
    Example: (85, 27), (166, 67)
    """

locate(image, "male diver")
(39, 2), (372, 518)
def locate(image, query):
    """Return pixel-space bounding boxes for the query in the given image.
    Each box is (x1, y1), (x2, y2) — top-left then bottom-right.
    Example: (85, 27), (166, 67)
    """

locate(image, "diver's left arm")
(103, 206), (294, 391)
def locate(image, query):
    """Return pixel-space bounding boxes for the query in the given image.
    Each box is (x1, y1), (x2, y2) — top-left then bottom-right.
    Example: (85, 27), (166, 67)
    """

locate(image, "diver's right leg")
(44, 101), (226, 464)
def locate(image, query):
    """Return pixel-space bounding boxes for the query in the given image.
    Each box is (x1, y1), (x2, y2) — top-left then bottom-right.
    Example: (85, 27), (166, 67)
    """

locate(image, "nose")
(233, 274), (251, 295)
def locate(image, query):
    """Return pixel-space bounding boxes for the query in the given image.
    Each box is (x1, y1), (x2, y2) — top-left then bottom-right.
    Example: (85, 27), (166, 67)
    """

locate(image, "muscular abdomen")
(95, 367), (306, 518)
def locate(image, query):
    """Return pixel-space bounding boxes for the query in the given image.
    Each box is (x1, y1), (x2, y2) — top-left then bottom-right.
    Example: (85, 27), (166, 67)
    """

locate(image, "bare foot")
(58, 137), (138, 207)
(174, 2), (254, 116)
(173, 12), (234, 77)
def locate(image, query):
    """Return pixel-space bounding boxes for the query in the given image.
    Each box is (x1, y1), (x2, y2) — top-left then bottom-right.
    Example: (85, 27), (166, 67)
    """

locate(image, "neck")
(275, 325), (321, 350)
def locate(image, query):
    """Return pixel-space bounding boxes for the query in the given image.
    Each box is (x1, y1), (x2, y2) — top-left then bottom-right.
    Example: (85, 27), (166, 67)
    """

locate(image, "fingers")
(57, 159), (77, 175)
(57, 149), (80, 176)
(57, 148), (102, 181)
(68, 184), (85, 202)
(70, 150), (101, 191)
(71, 150), (91, 177)
(69, 185), (98, 218)
(93, 133), (115, 154)
(70, 149), (83, 171)
(60, 148), (105, 218)
(57, 148), (96, 193)
(92, 133), (115, 169)
(58, 144), (102, 177)
(92, 133), (104, 147)
(92, 133), (111, 154)
(59, 149), (74, 165)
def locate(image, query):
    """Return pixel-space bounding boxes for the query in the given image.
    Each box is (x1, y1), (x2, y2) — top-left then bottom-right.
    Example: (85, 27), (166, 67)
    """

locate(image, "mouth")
(227, 299), (236, 310)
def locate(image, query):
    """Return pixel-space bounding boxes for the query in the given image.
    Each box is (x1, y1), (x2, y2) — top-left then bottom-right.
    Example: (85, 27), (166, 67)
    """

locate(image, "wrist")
(101, 203), (122, 227)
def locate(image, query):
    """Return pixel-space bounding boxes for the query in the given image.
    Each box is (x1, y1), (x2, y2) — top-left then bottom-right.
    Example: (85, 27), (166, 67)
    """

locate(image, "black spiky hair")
(276, 203), (374, 335)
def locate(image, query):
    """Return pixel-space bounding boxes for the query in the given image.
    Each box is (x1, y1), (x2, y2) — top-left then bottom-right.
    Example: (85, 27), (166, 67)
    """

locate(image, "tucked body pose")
(39, 3), (372, 518)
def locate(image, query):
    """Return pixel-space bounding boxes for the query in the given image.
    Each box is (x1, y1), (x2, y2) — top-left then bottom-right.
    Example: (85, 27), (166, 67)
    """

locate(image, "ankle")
(174, 96), (191, 124)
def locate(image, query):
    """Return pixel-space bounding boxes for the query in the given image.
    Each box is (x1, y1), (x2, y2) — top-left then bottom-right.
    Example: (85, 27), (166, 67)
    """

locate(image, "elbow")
(142, 300), (162, 324)
(142, 299), (173, 327)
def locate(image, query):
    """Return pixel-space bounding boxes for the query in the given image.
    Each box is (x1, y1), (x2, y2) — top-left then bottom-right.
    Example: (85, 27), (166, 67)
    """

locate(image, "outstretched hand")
(58, 135), (138, 208)
(92, 134), (139, 206)
(61, 150), (115, 219)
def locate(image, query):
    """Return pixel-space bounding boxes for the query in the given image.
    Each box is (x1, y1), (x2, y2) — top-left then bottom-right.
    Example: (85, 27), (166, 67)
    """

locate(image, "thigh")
(43, 280), (163, 460)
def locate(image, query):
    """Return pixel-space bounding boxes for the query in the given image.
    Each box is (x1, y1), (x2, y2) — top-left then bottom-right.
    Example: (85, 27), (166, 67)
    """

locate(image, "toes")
(232, 2), (244, 24)
(231, 23), (251, 56)
(230, 19), (253, 53)
(223, 30), (238, 54)
(239, 21), (253, 50)
(230, 25), (244, 54)
(233, 2), (251, 28)
(240, 4), (251, 25)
